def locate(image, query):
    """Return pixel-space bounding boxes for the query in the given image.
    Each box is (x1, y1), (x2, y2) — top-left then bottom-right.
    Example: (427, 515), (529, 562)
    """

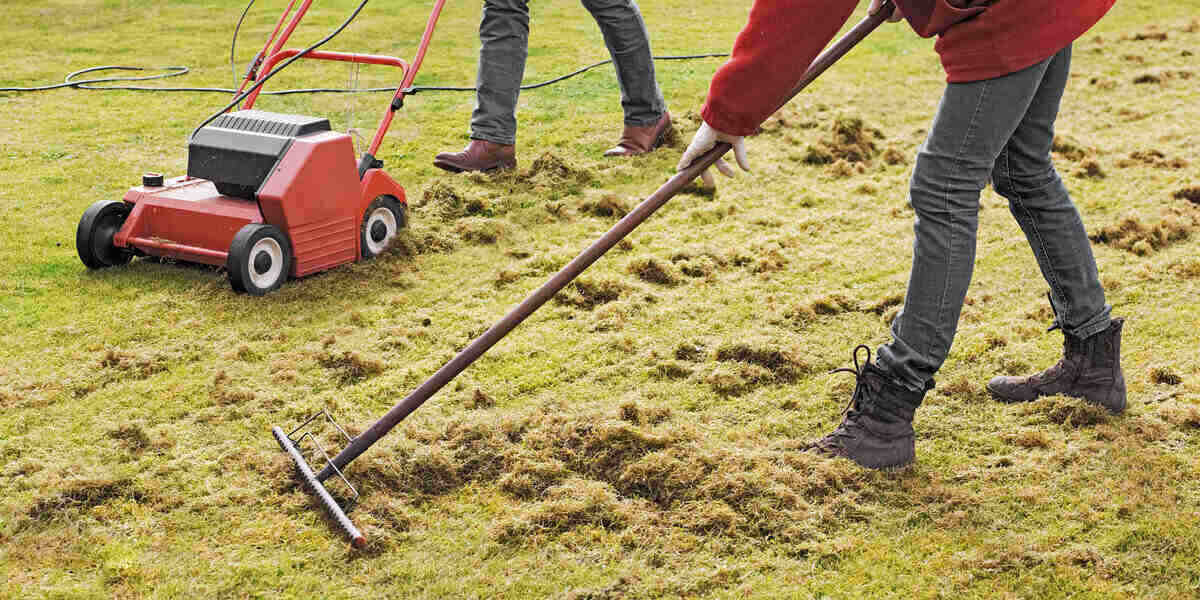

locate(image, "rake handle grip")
(274, 426), (367, 549)
(316, 2), (894, 481)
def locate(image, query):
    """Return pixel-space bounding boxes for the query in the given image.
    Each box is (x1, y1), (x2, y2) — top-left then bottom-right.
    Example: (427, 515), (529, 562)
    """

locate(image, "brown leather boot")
(603, 111), (673, 157)
(987, 317), (1126, 413)
(433, 139), (517, 173)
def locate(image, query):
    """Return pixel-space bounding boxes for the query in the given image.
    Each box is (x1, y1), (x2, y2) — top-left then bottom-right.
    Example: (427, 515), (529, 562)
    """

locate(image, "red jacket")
(701, 0), (1116, 136)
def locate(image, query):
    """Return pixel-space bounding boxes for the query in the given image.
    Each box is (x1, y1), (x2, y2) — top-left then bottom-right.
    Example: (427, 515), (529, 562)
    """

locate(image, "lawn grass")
(1, 0), (1199, 598)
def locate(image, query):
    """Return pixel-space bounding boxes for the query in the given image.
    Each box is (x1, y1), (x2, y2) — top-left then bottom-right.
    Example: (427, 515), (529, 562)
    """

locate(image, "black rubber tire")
(76, 200), (133, 269)
(227, 224), (292, 296)
(359, 196), (406, 260)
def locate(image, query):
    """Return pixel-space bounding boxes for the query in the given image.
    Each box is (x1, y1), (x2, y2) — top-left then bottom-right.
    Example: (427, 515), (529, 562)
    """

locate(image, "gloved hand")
(869, 0), (904, 22)
(677, 121), (750, 188)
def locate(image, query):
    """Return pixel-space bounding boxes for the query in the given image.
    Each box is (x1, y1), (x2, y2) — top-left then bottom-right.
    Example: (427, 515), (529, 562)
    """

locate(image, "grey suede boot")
(807, 346), (931, 470)
(987, 317), (1126, 413)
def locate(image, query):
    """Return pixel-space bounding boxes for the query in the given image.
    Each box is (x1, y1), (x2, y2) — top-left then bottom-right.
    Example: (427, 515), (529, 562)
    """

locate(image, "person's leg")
(874, 57), (1062, 393)
(990, 46), (1111, 337)
(470, 0), (531, 145)
(987, 45), (1124, 412)
(579, 0), (665, 127)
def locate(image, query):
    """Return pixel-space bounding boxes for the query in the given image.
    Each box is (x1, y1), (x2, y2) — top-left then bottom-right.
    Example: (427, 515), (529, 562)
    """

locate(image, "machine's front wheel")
(360, 196), (406, 259)
(76, 200), (133, 269)
(227, 224), (292, 296)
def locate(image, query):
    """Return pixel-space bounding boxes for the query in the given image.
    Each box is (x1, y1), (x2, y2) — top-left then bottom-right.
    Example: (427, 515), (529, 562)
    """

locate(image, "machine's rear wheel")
(227, 224), (292, 296)
(76, 200), (133, 269)
(360, 196), (406, 259)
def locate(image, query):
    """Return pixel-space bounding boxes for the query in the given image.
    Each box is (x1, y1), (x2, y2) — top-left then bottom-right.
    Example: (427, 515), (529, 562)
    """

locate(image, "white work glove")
(869, 0), (904, 22)
(677, 121), (750, 188)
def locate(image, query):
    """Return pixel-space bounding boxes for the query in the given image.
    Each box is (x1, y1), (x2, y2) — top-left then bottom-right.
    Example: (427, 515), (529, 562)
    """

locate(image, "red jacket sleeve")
(700, 0), (859, 137)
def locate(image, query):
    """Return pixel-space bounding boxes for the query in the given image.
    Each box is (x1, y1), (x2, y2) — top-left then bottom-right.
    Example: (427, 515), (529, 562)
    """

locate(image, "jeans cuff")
(470, 132), (515, 146)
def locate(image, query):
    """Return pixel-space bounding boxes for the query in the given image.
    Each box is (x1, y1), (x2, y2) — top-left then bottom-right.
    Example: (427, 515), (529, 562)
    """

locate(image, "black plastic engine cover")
(187, 110), (331, 199)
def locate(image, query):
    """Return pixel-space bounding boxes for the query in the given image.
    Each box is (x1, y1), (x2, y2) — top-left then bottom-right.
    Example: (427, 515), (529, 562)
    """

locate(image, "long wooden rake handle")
(314, 1), (897, 483)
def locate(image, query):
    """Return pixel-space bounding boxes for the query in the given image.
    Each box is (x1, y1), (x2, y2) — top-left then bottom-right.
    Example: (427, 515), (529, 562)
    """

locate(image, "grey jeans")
(470, 0), (667, 145)
(876, 45), (1112, 392)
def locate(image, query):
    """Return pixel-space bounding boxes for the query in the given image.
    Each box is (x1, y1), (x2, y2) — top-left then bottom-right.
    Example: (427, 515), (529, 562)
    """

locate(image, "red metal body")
(108, 0), (444, 281)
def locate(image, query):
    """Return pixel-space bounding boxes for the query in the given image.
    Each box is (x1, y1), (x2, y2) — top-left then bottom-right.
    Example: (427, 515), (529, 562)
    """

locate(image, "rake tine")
(272, 426), (366, 548)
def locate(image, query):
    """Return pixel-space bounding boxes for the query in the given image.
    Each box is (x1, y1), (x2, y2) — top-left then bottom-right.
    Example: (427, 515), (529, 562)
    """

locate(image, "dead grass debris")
(211, 370), (255, 405)
(578, 194), (631, 219)
(801, 115), (883, 167)
(420, 181), (487, 222)
(1159, 402), (1200, 428)
(1132, 69), (1193, 84)
(1148, 366), (1183, 386)
(1023, 396), (1111, 428)
(453, 217), (505, 245)
(317, 351), (385, 384)
(99, 349), (169, 379)
(554, 277), (629, 310)
(626, 257), (681, 286)
(714, 341), (808, 383)
(1051, 135), (1091, 161)
(1172, 187), (1200, 204)
(26, 478), (146, 522)
(1115, 150), (1189, 170)
(1088, 210), (1196, 255)
(1073, 159), (1105, 179)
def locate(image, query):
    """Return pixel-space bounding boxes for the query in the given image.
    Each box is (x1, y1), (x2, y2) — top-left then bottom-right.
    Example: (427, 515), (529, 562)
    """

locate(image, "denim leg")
(876, 57), (1061, 392)
(470, 0), (530, 145)
(990, 46), (1112, 339)
(580, 0), (666, 126)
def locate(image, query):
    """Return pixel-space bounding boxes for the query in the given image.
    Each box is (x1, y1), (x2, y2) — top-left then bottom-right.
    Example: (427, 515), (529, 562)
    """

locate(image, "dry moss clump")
(454, 217), (505, 245)
(317, 350), (385, 384)
(1073, 159), (1105, 179)
(211, 370), (255, 405)
(579, 194), (630, 219)
(1148, 366), (1183, 386)
(99, 349), (169, 379)
(385, 228), (457, 257)
(107, 424), (151, 452)
(1088, 211), (1195, 255)
(554, 277), (629, 310)
(651, 361), (693, 380)
(27, 478), (146, 522)
(1115, 150), (1189, 170)
(1023, 396), (1111, 428)
(1160, 402), (1200, 428)
(526, 152), (594, 186)
(714, 341), (808, 383)
(1052, 135), (1091, 161)
(801, 115), (883, 167)
(626, 257), (681, 286)
(421, 181), (487, 222)
(1173, 187), (1200, 204)
(495, 479), (640, 542)
(1132, 69), (1193, 85)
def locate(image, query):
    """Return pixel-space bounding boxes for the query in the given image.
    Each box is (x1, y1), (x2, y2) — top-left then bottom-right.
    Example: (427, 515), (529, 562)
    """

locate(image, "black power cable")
(0, 0), (729, 99)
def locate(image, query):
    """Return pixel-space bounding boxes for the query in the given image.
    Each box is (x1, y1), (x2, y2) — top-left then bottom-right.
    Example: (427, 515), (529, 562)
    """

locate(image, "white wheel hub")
(248, 237), (284, 289)
(365, 206), (398, 255)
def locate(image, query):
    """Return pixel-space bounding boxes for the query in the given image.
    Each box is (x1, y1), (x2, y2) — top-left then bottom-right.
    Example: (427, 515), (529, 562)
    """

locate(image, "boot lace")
(820, 345), (874, 446)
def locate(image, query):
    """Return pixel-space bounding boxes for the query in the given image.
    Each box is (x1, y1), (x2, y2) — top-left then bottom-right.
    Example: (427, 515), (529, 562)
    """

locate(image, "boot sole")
(988, 386), (1126, 415)
(432, 160), (515, 174)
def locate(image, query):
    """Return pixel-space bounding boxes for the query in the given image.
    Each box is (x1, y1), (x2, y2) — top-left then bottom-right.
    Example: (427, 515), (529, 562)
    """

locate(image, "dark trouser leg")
(876, 53), (1077, 392)
(991, 46), (1111, 339)
(470, 0), (530, 146)
(579, 0), (666, 126)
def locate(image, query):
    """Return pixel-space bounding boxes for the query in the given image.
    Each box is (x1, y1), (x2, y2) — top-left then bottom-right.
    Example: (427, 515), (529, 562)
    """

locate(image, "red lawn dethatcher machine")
(273, 4), (897, 548)
(76, 0), (448, 295)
